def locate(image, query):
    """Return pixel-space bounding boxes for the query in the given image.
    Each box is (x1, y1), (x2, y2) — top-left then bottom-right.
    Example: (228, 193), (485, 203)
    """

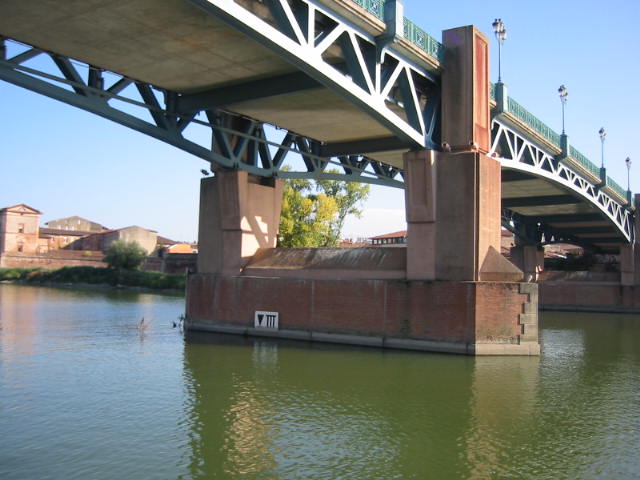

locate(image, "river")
(0, 283), (638, 479)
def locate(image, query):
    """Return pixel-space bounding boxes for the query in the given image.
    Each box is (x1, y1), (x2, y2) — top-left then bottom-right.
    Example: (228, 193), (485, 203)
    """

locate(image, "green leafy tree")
(103, 240), (147, 270)
(317, 177), (370, 246)
(278, 172), (370, 247)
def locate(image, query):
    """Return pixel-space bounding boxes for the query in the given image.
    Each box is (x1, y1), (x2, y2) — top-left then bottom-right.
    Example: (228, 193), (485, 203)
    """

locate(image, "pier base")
(185, 24), (540, 356)
(186, 272), (539, 356)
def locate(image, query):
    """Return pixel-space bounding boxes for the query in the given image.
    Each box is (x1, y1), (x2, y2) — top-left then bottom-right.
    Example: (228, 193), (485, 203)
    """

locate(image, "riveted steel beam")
(502, 195), (580, 208)
(0, 37), (405, 188)
(319, 136), (410, 157)
(186, 0), (439, 147)
(532, 213), (604, 223)
(491, 118), (633, 244)
(501, 170), (537, 182)
(177, 71), (323, 113)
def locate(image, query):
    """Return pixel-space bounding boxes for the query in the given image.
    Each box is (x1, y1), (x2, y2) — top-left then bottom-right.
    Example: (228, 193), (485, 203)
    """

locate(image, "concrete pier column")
(197, 170), (283, 275)
(404, 149), (437, 280)
(635, 194), (640, 286)
(510, 245), (544, 282)
(426, 25), (521, 282)
(621, 194), (640, 286)
(620, 244), (635, 286)
(186, 23), (537, 355)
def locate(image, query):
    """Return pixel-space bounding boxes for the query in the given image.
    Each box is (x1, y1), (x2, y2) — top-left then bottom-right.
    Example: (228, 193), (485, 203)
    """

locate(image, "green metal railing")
(506, 97), (562, 147)
(569, 146), (600, 178)
(347, 2), (630, 201)
(403, 17), (445, 63)
(349, 0), (384, 20)
(607, 177), (628, 199)
(348, 1), (445, 63)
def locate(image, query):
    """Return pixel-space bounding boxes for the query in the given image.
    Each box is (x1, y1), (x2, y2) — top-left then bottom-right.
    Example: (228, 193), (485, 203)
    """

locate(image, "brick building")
(370, 230), (407, 246)
(46, 216), (107, 232)
(80, 226), (159, 254)
(0, 203), (183, 269)
(0, 204), (45, 254)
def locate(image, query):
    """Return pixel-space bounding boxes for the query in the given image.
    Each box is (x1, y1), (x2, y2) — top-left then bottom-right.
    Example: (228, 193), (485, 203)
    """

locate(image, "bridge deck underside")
(502, 169), (625, 252)
(0, 0), (406, 167)
(1, 1), (631, 252)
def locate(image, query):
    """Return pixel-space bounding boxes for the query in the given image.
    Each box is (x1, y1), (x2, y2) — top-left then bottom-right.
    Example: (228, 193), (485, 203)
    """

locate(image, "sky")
(1, 0), (638, 242)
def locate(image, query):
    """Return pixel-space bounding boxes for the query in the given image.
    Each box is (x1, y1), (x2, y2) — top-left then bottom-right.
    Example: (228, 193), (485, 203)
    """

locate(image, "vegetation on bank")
(0, 266), (186, 291)
(103, 240), (148, 270)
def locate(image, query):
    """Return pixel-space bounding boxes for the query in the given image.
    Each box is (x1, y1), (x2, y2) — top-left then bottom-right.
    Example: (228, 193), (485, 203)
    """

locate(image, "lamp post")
(626, 156), (632, 197)
(558, 85), (568, 134)
(599, 127), (606, 168)
(492, 18), (507, 83)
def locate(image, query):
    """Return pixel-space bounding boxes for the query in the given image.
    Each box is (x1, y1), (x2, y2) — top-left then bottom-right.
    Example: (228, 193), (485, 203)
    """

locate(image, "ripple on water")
(2, 286), (640, 479)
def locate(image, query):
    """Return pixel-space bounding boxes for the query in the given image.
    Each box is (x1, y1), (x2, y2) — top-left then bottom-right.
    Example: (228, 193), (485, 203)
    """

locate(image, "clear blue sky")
(1, 0), (638, 241)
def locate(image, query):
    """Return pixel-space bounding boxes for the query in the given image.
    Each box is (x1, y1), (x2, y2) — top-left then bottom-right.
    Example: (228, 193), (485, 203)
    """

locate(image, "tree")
(103, 240), (147, 270)
(277, 172), (370, 247)
(317, 177), (370, 246)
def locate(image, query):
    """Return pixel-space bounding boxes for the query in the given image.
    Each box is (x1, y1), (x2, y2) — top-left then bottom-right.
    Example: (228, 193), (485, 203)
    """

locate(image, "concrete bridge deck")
(0, 0), (440, 166)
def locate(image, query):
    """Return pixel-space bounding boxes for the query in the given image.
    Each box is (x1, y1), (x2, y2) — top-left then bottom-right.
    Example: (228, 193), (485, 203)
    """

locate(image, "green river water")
(0, 283), (638, 479)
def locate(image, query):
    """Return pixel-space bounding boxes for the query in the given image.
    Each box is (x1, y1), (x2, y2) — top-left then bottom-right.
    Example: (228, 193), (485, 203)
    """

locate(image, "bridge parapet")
(490, 83), (633, 208)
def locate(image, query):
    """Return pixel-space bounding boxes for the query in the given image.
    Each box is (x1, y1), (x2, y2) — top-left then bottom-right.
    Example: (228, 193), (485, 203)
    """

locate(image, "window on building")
(18, 223), (24, 234)
(17, 244), (24, 252)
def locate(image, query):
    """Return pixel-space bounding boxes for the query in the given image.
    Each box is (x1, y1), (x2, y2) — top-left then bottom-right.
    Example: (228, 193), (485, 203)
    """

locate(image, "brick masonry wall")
(186, 274), (531, 348)
(540, 282), (640, 309)
(0, 253), (106, 269)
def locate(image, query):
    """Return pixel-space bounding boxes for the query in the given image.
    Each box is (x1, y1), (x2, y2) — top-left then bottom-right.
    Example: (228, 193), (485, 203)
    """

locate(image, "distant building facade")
(0, 203), (186, 269)
(80, 226), (158, 254)
(46, 216), (107, 232)
(370, 230), (407, 246)
(39, 227), (93, 251)
(0, 204), (44, 254)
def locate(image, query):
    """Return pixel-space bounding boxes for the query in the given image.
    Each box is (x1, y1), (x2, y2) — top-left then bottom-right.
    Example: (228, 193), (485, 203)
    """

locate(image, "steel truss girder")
(490, 118), (634, 246)
(501, 209), (585, 248)
(0, 37), (404, 188)
(187, 0), (440, 148)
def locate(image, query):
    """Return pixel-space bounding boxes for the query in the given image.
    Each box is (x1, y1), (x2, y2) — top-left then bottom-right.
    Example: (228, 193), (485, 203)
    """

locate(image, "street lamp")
(626, 156), (632, 192)
(492, 18), (507, 83)
(558, 85), (568, 134)
(599, 127), (606, 168)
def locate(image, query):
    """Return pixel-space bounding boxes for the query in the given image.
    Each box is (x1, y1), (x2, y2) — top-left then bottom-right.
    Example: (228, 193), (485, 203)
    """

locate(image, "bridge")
(1, 0), (638, 354)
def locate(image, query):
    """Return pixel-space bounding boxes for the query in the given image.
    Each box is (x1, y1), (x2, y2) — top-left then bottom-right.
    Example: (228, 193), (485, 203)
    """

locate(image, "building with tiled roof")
(45, 216), (108, 233)
(0, 204), (44, 254)
(370, 230), (407, 246)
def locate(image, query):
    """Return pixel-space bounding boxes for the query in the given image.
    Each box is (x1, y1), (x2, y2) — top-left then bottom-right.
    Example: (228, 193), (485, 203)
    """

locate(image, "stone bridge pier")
(185, 26), (540, 355)
(620, 194), (640, 287)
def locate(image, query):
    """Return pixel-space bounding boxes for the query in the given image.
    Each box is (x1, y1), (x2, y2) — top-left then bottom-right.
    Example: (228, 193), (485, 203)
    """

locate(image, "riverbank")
(0, 266), (185, 294)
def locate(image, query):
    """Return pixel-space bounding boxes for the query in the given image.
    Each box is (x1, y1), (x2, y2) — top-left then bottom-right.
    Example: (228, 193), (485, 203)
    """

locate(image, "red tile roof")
(370, 230), (407, 240)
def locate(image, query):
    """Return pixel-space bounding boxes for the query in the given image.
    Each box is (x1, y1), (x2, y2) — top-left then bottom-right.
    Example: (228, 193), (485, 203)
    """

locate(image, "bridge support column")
(428, 25), (522, 282)
(404, 149), (437, 280)
(196, 170), (283, 275)
(620, 245), (635, 286)
(621, 193), (640, 286)
(185, 24), (539, 356)
(510, 245), (544, 282)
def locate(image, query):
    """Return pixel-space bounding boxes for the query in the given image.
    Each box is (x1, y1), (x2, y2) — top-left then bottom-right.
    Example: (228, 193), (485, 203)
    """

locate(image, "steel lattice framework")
(490, 117), (634, 244)
(0, 37), (405, 187)
(0, 0), (634, 251)
(186, 0), (441, 147)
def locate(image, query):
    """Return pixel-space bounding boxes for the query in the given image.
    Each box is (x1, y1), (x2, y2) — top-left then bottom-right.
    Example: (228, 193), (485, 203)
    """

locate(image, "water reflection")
(183, 332), (478, 479)
(0, 283), (39, 356)
(1, 284), (639, 480)
(182, 313), (640, 480)
(464, 355), (540, 480)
